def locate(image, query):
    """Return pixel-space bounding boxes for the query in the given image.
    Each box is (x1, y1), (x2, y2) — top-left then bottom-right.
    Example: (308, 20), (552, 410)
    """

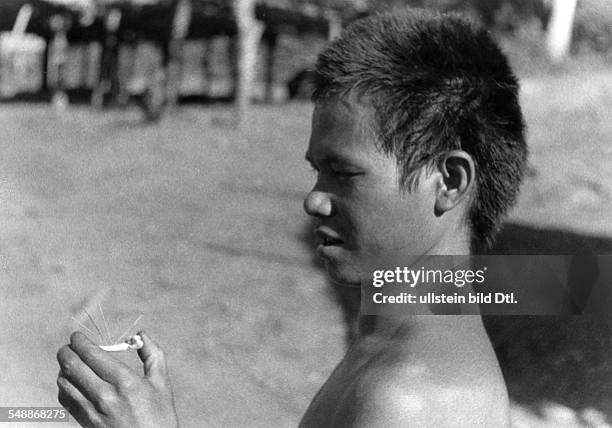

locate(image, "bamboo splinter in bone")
(99, 334), (144, 352)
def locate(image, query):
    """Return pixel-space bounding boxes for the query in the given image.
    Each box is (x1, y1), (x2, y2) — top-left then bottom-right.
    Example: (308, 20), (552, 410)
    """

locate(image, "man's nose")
(303, 190), (333, 217)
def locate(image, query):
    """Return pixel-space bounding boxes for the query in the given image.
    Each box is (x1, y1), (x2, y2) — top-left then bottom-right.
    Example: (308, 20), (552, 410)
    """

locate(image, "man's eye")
(331, 169), (361, 178)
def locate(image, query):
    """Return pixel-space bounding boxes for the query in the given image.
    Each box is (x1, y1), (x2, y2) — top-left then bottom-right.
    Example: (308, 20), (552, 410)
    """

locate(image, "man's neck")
(357, 230), (475, 339)
(427, 226), (472, 255)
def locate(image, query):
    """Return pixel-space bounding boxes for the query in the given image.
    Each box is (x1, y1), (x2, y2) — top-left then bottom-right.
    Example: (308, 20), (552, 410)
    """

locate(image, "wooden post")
(545, 0), (578, 64)
(91, 8), (121, 109)
(233, 0), (264, 127)
(264, 30), (277, 103)
(166, 0), (192, 109)
(48, 14), (70, 108)
(326, 10), (342, 41)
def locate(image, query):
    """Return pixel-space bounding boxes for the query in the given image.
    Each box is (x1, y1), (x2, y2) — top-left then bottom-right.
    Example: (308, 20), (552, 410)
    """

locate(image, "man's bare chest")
(299, 342), (385, 427)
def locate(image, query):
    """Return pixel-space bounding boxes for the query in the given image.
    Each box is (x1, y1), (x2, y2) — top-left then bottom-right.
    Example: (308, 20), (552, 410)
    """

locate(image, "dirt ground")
(0, 70), (610, 427)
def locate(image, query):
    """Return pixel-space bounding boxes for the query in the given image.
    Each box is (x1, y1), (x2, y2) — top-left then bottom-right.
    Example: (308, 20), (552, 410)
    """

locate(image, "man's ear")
(434, 150), (475, 215)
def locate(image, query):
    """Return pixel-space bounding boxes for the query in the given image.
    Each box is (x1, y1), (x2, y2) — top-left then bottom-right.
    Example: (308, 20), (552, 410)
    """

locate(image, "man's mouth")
(315, 228), (343, 246)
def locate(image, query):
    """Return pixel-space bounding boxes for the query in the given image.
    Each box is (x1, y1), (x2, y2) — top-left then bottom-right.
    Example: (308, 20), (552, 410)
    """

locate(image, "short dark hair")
(313, 9), (527, 249)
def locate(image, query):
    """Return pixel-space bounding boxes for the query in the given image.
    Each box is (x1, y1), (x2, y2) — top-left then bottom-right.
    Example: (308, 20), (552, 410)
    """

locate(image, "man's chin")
(323, 261), (362, 288)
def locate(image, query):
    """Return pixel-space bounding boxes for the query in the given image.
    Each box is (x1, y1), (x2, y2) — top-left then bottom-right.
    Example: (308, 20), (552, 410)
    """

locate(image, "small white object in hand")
(99, 334), (144, 352)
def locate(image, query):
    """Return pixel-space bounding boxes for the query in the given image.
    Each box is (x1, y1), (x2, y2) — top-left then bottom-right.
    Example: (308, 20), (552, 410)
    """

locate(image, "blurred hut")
(0, 0), (365, 121)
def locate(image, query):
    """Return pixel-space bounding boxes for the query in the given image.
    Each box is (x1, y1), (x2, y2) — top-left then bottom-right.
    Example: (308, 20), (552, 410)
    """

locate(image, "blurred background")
(0, 0), (610, 427)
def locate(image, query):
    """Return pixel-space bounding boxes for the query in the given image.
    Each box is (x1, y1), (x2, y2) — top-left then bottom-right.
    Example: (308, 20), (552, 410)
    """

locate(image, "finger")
(137, 331), (169, 387)
(57, 345), (115, 405)
(57, 374), (104, 427)
(69, 331), (134, 386)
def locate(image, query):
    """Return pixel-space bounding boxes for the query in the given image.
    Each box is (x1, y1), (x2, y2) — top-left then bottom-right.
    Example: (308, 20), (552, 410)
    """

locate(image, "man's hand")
(56, 331), (179, 428)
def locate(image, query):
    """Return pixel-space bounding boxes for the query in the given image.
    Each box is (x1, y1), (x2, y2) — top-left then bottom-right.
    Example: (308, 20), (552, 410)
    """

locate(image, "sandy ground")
(0, 71), (611, 427)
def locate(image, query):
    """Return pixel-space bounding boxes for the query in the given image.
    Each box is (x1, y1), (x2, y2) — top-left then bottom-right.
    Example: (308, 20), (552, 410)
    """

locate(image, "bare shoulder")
(331, 360), (509, 428)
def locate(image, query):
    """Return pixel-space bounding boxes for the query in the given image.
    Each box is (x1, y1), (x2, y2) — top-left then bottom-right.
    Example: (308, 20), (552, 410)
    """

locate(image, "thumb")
(137, 331), (169, 388)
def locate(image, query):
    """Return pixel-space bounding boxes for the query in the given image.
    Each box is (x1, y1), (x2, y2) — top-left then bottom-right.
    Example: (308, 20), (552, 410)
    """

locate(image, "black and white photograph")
(0, 0), (611, 426)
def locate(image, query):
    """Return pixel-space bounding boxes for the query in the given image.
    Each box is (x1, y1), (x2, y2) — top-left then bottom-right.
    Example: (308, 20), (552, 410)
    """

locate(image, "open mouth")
(315, 228), (343, 246)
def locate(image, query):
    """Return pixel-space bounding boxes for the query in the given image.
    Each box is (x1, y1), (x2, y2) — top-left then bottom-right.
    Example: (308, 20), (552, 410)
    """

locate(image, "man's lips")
(315, 227), (343, 246)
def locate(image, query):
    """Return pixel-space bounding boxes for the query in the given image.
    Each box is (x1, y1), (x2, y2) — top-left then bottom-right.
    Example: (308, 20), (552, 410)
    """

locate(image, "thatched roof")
(0, 0), (366, 40)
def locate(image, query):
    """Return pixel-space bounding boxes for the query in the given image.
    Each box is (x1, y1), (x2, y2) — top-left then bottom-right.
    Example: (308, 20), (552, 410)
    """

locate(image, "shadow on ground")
(483, 223), (612, 255)
(482, 223), (612, 418)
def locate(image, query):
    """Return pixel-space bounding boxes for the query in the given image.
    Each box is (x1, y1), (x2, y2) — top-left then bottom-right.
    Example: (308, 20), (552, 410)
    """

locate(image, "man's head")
(304, 9), (527, 285)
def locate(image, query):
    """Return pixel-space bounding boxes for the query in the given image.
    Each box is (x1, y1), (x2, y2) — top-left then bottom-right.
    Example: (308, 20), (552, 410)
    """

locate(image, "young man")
(57, 9), (527, 427)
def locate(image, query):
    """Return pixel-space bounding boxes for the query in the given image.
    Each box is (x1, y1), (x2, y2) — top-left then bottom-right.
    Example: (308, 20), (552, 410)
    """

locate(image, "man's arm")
(56, 331), (179, 427)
